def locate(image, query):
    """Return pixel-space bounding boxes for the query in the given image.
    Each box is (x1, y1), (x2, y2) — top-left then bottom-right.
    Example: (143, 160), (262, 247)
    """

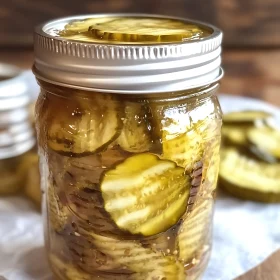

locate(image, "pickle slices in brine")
(163, 118), (216, 172)
(48, 182), (69, 232)
(59, 16), (211, 44)
(47, 94), (120, 156)
(219, 148), (280, 202)
(101, 153), (190, 236)
(177, 199), (213, 263)
(223, 110), (271, 124)
(117, 104), (152, 153)
(79, 229), (185, 280)
(247, 126), (280, 161)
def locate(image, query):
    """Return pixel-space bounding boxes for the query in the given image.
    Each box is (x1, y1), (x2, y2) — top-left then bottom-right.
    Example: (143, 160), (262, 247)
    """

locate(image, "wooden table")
(1, 48), (280, 280)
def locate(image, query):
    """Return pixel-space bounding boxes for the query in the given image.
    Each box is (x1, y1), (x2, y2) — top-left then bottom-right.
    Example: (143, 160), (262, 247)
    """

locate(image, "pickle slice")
(247, 126), (280, 160)
(89, 18), (205, 43)
(162, 119), (215, 172)
(177, 199), (213, 263)
(101, 153), (190, 236)
(21, 153), (41, 207)
(60, 17), (210, 43)
(223, 110), (271, 124)
(219, 148), (280, 202)
(48, 182), (69, 232)
(47, 94), (120, 155)
(222, 125), (249, 147)
(117, 104), (152, 153)
(80, 229), (185, 280)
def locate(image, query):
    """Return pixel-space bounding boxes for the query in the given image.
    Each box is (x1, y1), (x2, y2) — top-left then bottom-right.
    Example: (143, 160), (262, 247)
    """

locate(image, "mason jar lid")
(0, 64), (34, 110)
(0, 138), (36, 160)
(0, 122), (34, 146)
(33, 14), (223, 94)
(0, 108), (30, 125)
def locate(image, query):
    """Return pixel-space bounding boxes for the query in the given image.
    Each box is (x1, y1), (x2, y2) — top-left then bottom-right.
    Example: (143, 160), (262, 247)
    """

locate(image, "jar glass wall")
(36, 80), (222, 280)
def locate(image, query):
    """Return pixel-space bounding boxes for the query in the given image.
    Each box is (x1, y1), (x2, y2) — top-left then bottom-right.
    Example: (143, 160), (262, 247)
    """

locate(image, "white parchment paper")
(1, 95), (280, 280)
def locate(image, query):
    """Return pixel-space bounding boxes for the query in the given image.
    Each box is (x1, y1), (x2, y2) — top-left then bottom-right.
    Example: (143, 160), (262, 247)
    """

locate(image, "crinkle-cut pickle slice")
(223, 110), (271, 124)
(222, 125), (250, 147)
(117, 104), (152, 153)
(47, 95), (120, 155)
(48, 183), (68, 232)
(101, 153), (191, 236)
(219, 148), (280, 202)
(60, 16), (210, 43)
(203, 138), (221, 191)
(50, 254), (91, 280)
(80, 229), (185, 280)
(177, 199), (213, 262)
(162, 119), (214, 171)
(247, 126), (280, 160)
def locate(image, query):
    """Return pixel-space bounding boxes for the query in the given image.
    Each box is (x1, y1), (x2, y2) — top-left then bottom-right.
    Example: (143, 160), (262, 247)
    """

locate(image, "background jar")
(0, 63), (37, 195)
(33, 14), (223, 280)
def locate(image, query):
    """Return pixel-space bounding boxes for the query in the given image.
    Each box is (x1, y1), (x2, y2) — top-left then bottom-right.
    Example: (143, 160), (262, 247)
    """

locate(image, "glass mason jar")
(33, 14), (223, 280)
(0, 63), (37, 195)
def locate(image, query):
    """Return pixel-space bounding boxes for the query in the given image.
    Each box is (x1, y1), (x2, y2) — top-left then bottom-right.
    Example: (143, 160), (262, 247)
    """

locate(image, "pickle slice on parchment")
(177, 199), (213, 263)
(101, 153), (190, 236)
(223, 110), (271, 124)
(117, 103), (152, 153)
(219, 148), (280, 202)
(247, 126), (280, 161)
(222, 125), (250, 147)
(47, 94), (121, 156)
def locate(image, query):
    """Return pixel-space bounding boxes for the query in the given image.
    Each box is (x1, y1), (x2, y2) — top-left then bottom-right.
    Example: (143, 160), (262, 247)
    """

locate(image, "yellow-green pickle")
(33, 14), (223, 280)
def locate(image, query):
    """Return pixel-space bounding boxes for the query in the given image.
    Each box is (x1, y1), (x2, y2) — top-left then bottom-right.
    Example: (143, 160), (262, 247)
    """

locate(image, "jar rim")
(33, 13), (223, 94)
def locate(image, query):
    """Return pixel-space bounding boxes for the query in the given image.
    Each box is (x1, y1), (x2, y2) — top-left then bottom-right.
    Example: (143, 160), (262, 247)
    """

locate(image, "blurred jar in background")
(0, 63), (40, 203)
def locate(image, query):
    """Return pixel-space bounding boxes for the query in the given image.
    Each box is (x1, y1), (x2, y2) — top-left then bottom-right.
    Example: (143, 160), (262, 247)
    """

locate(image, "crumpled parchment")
(0, 95), (280, 280)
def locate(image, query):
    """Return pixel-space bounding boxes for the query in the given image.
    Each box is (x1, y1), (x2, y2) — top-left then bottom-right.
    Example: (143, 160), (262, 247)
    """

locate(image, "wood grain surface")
(236, 249), (280, 280)
(0, 48), (279, 279)
(1, 0), (280, 47)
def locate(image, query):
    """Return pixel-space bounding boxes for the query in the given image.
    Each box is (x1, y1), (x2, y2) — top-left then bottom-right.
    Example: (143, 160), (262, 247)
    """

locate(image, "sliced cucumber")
(47, 94), (121, 156)
(219, 148), (280, 202)
(117, 104), (152, 153)
(50, 254), (91, 280)
(202, 137), (221, 193)
(247, 126), (280, 160)
(222, 125), (250, 147)
(223, 110), (271, 124)
(89, 17), (205, 42)
(80, 229), (185, 280)
(163, 118), (218, 172)
(101, 153), (190, 236)
(177, 199), (213, 263)
(48, 182), (69, 232)
(60, 16), (208, 43)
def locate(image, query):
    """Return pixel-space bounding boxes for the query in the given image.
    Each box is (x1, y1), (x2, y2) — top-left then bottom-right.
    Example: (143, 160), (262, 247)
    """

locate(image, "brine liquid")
(36, 82), (222, 280)
(57, 16), (212, 44)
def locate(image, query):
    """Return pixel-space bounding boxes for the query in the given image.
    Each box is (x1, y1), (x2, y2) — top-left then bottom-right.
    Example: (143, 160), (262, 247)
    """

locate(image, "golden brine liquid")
(58, 16), (212, 44)
(36, 81), (222, 280)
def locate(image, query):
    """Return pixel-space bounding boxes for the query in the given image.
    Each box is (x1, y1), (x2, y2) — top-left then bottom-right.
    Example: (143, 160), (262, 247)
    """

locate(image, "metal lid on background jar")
(33, 14), (223, 94)
(0, 63), (33, 110)
(0, 121), (35, 159)
(0, 138), (36, 160)
(0, 64), (38, 159)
